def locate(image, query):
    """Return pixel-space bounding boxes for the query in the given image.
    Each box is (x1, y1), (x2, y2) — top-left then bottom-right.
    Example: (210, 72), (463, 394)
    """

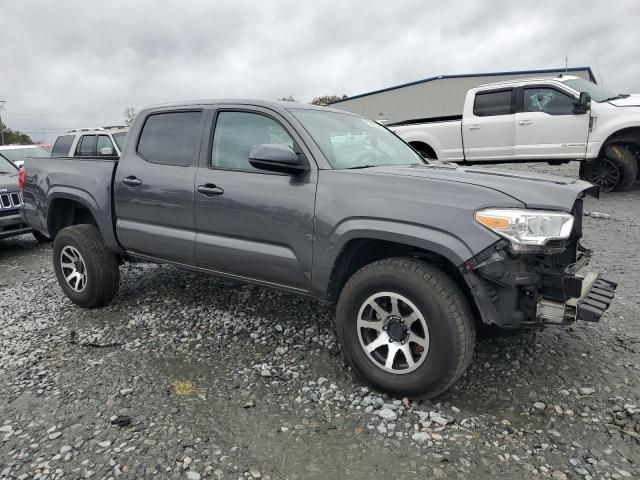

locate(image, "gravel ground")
(1, 162), (639, 480)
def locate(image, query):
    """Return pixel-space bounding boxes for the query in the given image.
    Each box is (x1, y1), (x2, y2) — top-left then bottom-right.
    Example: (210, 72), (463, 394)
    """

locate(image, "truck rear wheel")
(336, 257), (475, 398)
(53, 225), (120, 308)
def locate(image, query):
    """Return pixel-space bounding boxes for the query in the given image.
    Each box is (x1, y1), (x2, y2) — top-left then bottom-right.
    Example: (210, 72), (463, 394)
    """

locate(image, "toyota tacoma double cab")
(21, 100), (616, 398)
(392, 75), (640, 192)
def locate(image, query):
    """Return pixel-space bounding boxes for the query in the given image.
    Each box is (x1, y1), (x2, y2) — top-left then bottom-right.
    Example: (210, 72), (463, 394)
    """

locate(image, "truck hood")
(0, 171), (19, 192)
(361, 164), (597, 211)
(608, 94), (640, 107)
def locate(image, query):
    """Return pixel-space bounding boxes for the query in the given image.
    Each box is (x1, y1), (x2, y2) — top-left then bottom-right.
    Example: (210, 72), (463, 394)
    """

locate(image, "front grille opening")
(0, 194), (10, 208)
(10, 193), (20, 206)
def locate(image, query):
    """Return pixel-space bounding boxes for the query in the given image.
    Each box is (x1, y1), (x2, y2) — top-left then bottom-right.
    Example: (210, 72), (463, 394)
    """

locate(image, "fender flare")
(46, 187), (123, 254)
(312, 217), (476, 299)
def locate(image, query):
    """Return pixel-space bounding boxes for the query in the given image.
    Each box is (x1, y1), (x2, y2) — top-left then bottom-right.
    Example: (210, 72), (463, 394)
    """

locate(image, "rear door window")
(51, 135), (75, 157)
(137, 111), (202, 166)
(473, 90), (513, 116)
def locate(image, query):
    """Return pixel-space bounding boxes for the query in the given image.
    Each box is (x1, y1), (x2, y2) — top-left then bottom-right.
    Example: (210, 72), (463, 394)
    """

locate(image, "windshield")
(0, 146), (50, 163)
(112, 132), (126, 151)
(290, 109), (424, 169)
(0, 154), (19, 173)
(563, 78), (620, 102)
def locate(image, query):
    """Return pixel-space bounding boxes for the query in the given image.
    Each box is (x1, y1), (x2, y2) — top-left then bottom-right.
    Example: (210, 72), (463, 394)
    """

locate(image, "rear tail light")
(18, 166), (26, 193)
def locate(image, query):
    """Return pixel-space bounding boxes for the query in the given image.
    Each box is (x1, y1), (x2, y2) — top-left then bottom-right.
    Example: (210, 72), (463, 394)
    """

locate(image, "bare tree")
(310, 94), (347, 106)
(123, 107), (137, 126)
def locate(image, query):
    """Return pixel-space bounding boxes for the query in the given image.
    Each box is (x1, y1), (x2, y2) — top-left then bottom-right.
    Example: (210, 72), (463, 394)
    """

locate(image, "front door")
(193, 108), (316, 291)
(114, 109), (205, 264)
(514, 86), (589, 160)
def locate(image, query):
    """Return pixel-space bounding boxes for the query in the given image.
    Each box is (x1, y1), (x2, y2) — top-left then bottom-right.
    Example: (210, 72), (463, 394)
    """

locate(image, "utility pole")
(565, 56), (569, 72)
(0, 101), (5, 145)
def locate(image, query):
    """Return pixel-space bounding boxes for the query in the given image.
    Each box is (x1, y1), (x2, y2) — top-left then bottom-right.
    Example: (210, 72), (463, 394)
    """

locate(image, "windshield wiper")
(344, 165), (379, 170)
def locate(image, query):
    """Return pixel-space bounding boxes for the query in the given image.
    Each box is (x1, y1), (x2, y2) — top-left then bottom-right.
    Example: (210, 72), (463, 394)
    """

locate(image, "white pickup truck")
(391, 75), (640, 191)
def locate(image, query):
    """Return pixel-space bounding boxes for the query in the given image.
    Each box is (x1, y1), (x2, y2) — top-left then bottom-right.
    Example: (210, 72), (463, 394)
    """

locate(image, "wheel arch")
(599, 126), (640, 156)
(409, 141), (438, 159)
(45, 189), (123, 254)
(325, 236), (471, 297)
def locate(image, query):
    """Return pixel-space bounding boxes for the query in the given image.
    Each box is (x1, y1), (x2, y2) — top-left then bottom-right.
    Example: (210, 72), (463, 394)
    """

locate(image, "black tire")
(32, 231), (51, 243)
(53, 224), (120, 308)
(581, 156), (620, 192)
(605, 144), (637, 191)
(336, 257), (475, 399)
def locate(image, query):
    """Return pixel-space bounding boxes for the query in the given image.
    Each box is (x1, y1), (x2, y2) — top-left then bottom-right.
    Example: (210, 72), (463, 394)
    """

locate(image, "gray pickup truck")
(21, 100), (616, 398)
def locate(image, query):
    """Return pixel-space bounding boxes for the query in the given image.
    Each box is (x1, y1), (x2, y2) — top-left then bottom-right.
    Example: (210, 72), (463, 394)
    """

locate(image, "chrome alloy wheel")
(357, 292), (430, 374)
(60, 245), (88, 293)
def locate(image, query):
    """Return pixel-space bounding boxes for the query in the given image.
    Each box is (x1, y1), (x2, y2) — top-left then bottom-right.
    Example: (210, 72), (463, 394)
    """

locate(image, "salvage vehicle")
(21, 100), (616, 398)
(391, 75), (640, 192)
(0, 154), (46, 241)
(50, 126), (128, 158)
(0, 144), (50, 167)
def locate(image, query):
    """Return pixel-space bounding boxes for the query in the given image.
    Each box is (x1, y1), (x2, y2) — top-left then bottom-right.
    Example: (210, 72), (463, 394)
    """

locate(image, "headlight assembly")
(474, 208), (574, 251)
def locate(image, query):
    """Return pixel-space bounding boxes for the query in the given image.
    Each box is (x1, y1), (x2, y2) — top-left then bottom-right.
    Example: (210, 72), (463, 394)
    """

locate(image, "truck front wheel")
(53, 225), (120, 308)
(580, 156), (621, 192)
(336, 257), (475, 398)
(605, 144), (638, 191)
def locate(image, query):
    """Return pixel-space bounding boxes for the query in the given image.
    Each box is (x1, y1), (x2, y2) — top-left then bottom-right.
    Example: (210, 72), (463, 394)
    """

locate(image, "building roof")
(328, 67), (596, 105)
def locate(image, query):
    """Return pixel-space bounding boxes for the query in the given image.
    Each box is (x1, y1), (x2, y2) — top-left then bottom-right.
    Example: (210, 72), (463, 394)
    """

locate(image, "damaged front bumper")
(537, 273), (617, 324)
(462, 238), (617, 329)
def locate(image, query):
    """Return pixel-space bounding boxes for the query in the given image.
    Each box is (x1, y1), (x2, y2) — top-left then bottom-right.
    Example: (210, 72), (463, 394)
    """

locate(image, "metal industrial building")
(329, 67), (596, 123)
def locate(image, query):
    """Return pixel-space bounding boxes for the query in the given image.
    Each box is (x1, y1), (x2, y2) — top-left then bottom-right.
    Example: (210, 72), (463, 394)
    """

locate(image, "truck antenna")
(595, 58), (604, 87)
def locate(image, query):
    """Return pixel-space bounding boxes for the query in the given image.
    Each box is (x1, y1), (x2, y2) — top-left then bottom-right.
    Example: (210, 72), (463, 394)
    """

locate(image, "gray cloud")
(1, 0), (638, 142)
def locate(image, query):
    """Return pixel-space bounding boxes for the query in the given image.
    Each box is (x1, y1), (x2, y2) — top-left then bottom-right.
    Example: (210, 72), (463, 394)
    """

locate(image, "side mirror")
(248, 144), (308, 175)
(100, 147), (114, 155)
(574, 92), (591, 114)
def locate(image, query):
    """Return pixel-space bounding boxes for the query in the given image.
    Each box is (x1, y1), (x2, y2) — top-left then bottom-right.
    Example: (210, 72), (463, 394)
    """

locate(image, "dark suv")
(0, 155), (32, 240)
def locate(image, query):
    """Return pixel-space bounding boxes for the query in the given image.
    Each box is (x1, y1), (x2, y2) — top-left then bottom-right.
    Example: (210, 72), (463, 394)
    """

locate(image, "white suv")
(51, 126), (128, 158)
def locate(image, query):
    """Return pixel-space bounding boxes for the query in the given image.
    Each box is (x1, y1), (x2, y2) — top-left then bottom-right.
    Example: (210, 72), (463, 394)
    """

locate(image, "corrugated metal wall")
(332, 70), (592, 122)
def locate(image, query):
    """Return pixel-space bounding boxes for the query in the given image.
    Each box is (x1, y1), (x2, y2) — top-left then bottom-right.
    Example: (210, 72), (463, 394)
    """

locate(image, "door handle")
(121, 176), (142, 187)
(196, 184), (224, 197)
(468, 125), (480, 130)
(518, 120), (533, 126)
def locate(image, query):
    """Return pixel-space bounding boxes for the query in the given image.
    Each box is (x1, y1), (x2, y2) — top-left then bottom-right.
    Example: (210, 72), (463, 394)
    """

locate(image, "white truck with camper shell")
(391, 75), (640, 192)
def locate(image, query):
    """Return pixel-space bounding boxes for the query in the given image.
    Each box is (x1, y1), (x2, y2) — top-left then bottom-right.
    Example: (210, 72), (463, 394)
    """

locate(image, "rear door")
(193, 107), (316, 291)
(514, 85), (589, 160)
(463, 89), (515, 161)
(114, 109), (206, 264)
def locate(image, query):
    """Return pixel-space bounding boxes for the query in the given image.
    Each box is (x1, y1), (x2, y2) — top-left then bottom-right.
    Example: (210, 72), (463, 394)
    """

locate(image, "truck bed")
(22, 156), (120, 250)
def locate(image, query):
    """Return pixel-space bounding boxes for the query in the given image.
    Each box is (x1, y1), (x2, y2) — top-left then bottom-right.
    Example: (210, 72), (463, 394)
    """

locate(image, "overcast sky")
(1, 0), (639, 142)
